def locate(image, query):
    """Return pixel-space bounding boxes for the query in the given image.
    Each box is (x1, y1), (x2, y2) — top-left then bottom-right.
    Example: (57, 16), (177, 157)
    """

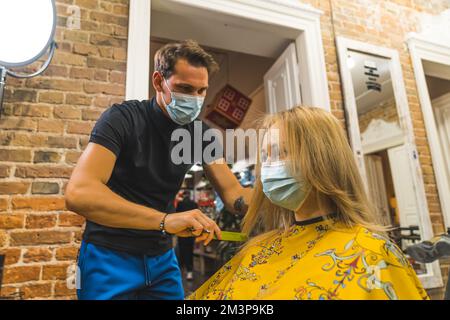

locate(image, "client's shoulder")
(353, 226), (410, 266)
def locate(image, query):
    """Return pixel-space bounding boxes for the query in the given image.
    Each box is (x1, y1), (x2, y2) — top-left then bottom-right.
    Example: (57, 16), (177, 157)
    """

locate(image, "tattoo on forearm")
(233, 196), (247, 215)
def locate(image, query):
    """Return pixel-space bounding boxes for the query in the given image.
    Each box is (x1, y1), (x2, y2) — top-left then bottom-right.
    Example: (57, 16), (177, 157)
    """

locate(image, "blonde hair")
(241, 106), (387, 247)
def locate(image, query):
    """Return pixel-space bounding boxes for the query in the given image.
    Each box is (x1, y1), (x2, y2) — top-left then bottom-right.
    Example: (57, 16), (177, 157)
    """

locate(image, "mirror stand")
(0, 41), (57, 117)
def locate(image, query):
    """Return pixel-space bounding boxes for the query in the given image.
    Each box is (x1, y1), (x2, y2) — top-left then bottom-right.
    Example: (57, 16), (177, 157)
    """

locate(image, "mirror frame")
(0, 0), (57, 68)
(336, 36), (443, 289)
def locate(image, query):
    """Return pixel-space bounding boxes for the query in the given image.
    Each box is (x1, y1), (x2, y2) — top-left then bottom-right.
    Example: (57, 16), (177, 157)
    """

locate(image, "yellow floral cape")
(189, 216), (429, 300)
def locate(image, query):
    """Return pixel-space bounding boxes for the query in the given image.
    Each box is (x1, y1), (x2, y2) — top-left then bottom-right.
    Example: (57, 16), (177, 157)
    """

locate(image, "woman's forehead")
(261, 122), (285, 150)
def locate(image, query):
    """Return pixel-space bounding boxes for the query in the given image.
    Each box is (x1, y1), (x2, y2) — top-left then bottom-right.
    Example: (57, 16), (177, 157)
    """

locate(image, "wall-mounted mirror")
(336, 37), (443, 289)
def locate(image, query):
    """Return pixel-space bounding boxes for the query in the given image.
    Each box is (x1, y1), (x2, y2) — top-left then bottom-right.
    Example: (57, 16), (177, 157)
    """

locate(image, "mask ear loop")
(160, 76), (172, 107)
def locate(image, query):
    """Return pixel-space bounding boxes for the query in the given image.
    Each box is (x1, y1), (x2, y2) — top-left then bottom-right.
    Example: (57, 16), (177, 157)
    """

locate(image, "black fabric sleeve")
(89, 103), (133, 157)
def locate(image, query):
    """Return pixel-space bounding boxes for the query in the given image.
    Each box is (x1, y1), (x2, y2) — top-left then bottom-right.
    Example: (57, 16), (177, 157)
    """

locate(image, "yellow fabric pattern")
(189, 217), (429, 300)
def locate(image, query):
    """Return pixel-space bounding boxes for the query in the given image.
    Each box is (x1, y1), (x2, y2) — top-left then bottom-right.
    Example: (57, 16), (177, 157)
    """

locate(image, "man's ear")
(152, 71), (164, 93)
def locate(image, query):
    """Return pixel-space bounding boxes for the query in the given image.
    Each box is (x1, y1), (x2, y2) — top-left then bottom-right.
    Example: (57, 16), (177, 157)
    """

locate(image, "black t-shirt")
(83, 98), (219, 255)
(176, 198), (198, 213)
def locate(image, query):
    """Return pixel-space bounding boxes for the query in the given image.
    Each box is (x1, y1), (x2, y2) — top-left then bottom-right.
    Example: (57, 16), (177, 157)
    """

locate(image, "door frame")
(125, 0), (330, 111)
(407, 22), (450, 231)
(336, 36), (443, 289)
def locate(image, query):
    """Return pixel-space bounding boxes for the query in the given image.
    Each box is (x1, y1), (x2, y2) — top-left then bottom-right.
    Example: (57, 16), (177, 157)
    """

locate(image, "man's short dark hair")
(154, 40), (219, 79)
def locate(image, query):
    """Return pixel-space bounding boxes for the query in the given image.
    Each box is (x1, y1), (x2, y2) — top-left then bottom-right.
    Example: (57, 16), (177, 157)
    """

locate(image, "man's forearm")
(65, 181), (165, 230)
(224, 186), (253, 216)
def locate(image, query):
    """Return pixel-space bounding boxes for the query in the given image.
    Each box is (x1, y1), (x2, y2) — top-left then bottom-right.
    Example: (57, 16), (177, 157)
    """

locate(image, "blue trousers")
(76, 241), (184, 300)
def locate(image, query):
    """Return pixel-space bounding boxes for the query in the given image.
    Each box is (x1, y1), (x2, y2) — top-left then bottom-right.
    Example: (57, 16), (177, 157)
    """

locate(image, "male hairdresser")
(65, 40), (253, 300)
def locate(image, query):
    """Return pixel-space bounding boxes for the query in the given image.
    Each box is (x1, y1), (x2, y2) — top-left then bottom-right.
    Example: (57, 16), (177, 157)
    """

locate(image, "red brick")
(12, 196), (66, 211)
(56, 246), (79, 261)
(10, 230), (71, 246)
(54, 281), (76, 298)
(86, 56), (126, 71)
(21, 283), (53, 299)
(0, 230), (6, 247)
(46, 136), (78, 149)
(81, 109), (102, 121)
(31, 182), (60, 195)
(0, 214), (24, 229)
(0, 149), (32, 162)
(84, 81), (125, 95)
(0, 118), (36, 131)
(25, 214), (57, 229)
(0, 248), (21, 265)
(26, 78), (83, 92)
(5, 89), (37, 103)
(0, 182), (30, 194)
(37, 119), (65, 134)
(12, 104), (52, 118)
(34, 151), (61, 163)
(0, 198), (8, 211)
(66, 93), (92, 106)
(53, 106), (82, 120)
(0, 165), (11, 178)
(22, 247), (53, 264)
(42, 263), (70, 280)
(59, 212), (85, 227)
(0, 286), (20, 299)
(15, 166), (72, 179)
(39, 91), (64, 104)
(2, 266), (41, 284)
(70, 67), (95, 80)
(67, 121), (94, 135)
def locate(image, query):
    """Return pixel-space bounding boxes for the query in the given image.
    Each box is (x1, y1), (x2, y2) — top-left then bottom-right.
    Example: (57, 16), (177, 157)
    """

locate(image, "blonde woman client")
(190, 106), (428, 300)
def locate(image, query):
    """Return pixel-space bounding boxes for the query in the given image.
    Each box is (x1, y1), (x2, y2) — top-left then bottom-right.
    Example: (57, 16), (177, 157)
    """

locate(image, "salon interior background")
(0, 0), (449, 299)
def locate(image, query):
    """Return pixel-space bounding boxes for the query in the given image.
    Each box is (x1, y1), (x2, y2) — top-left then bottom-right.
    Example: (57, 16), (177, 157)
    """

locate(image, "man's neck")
(155, 93), (170, 119)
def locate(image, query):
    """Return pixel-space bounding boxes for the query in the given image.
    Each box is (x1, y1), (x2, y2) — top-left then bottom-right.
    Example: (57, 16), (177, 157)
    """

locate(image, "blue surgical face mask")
(161, 78), (205, 125)
(260, 160), (311, 211)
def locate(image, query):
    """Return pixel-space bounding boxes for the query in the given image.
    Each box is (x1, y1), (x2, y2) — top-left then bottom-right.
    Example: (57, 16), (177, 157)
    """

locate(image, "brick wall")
(0, 0), (128, 299)
(0, 0), (449, 299)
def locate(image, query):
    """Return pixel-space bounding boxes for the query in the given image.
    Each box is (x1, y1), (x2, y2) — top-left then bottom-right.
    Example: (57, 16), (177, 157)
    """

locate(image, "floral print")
(188, 217), (428, 300)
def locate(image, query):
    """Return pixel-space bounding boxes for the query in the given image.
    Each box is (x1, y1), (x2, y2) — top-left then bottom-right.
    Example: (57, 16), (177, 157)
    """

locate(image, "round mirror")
(0, 0), (56, 67)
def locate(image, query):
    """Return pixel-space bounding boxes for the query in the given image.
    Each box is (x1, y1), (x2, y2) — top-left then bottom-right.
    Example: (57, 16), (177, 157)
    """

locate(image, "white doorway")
(408, 16), (450, 231)
(125, 0), (330, 112)
(387, 145), (420, 228)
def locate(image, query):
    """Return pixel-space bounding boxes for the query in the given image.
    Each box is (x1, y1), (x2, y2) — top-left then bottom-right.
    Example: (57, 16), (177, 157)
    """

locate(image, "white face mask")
(161, 79), (205, 125)
(260, 160), (311, 211)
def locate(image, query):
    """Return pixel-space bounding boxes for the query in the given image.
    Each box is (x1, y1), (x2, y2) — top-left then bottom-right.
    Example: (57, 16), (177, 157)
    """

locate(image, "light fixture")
(190, 164), (203, 172)
(0, 0), (57, 116)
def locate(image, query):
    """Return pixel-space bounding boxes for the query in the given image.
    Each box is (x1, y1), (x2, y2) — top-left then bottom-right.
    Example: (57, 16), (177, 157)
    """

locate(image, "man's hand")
(164, 209), (222, 245)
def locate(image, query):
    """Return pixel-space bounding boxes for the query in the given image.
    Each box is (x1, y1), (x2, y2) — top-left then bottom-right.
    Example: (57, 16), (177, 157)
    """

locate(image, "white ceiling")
(348, 50), (395, 115)
(151, 0), (296, 58)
